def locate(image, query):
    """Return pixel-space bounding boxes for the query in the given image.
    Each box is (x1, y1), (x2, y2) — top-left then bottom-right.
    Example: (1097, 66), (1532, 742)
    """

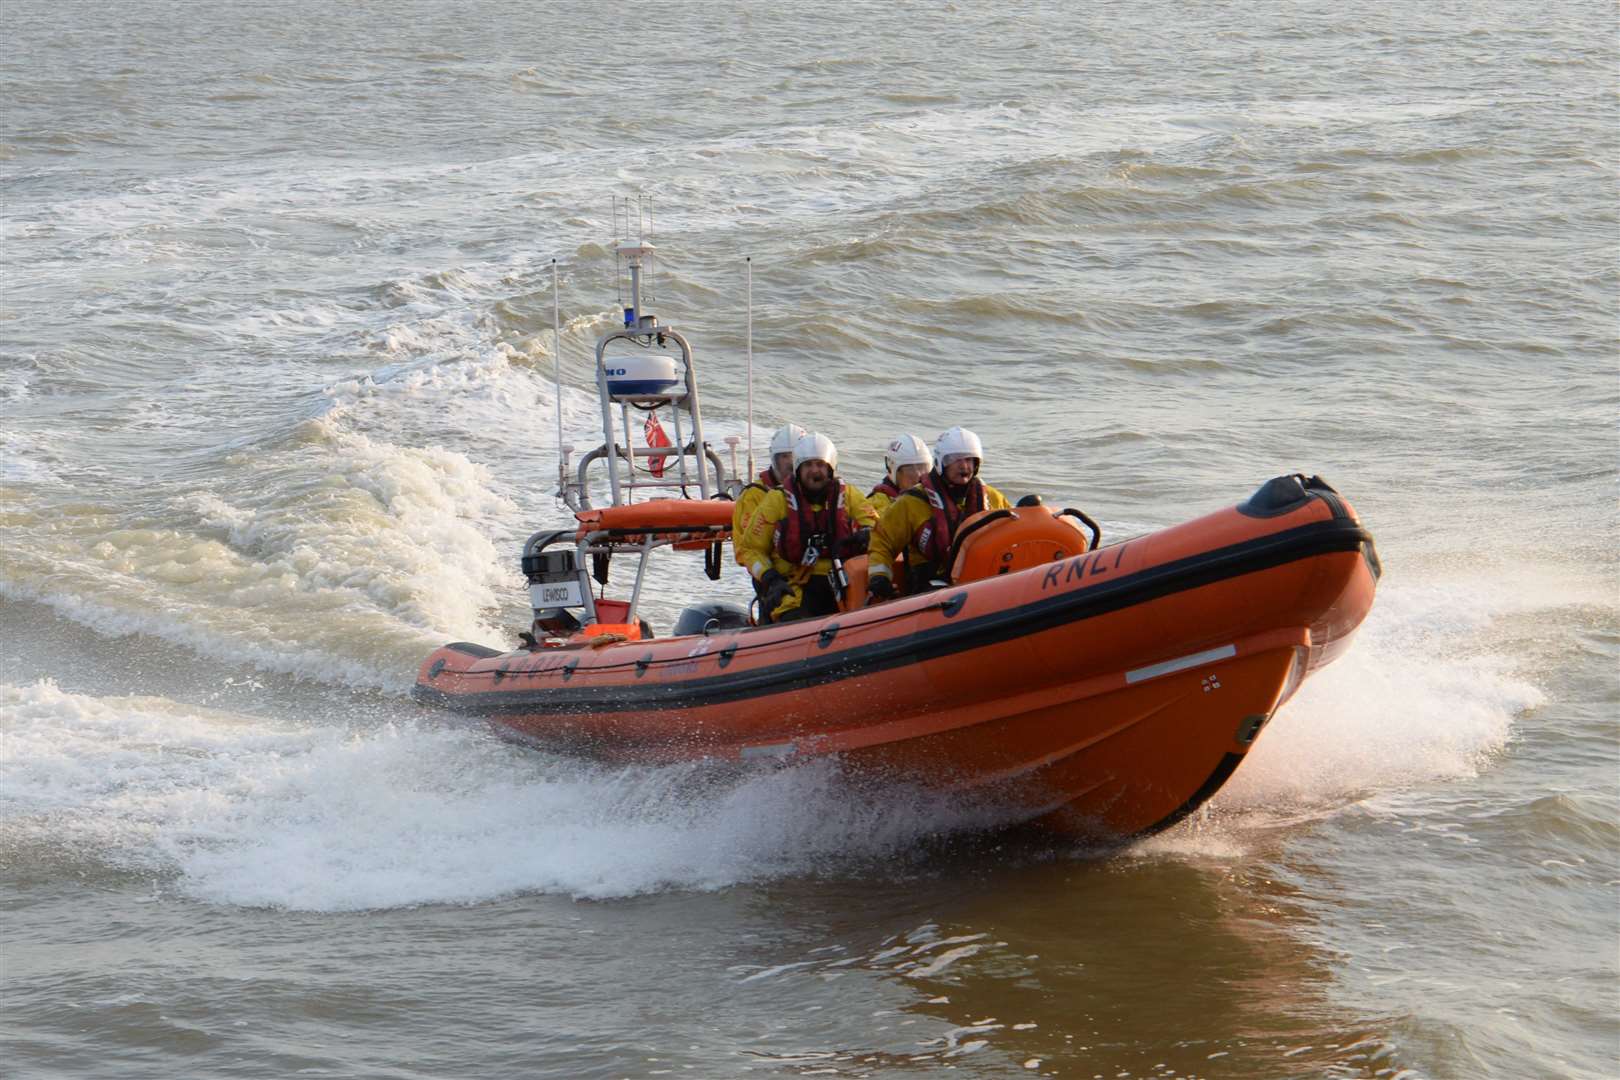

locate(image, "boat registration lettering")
(530, 581), (584, 609)
(1041, 543), (1128, 591)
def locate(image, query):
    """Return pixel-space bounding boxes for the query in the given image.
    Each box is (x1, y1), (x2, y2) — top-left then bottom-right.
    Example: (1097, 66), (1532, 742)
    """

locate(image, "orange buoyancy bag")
(949, 505), (1089, 585)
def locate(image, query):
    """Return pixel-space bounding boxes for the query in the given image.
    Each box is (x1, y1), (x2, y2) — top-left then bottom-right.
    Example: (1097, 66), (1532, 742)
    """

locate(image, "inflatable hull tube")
(415, 481), (1379, 841)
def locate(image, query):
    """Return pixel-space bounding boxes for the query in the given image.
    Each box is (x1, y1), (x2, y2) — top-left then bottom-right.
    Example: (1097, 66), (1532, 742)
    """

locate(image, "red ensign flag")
(644, 411), (672, 477)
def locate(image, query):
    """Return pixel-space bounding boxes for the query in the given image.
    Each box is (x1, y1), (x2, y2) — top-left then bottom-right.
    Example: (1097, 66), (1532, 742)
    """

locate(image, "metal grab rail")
(572, 442), (727, 510)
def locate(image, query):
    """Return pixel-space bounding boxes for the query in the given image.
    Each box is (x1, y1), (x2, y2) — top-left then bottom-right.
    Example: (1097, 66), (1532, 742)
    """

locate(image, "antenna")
(552, 259), (566, 494)
(746, 256), (754, 479)
(613, 198), (623, 314)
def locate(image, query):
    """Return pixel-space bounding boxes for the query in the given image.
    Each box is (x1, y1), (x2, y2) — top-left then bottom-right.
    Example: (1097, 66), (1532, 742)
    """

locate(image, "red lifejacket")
(909, 469), (986, 567)
(868, 478), (901, 501)
(775, 475), (858, 567)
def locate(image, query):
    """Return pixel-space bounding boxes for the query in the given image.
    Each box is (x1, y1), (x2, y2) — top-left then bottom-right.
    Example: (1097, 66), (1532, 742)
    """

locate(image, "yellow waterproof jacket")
(739, 483), (878, 618)
(866, 480), (903, 519)
(731, 478), (778, 567)
(868, 480), (1010, 585)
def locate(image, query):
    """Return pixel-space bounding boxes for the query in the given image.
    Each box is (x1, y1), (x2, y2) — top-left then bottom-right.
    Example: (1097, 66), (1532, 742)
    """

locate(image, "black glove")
(760, 568), (792, 619)
(866, 573), (895, 601)
(836, 529), (870, 558)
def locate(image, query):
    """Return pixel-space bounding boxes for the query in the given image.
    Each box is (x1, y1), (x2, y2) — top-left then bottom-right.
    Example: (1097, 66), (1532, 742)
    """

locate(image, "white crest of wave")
(0, 681), (974, 911)
(317, 297), (616, 466)
(1, 428), (60, 486)
(3, 414), (518, 691)
(1, 363), (34, 403)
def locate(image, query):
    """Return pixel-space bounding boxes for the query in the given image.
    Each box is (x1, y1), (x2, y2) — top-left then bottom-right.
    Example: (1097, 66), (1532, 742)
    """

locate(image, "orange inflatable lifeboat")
(414, 222), (1378, 841)
(415, 473), (1380, 841)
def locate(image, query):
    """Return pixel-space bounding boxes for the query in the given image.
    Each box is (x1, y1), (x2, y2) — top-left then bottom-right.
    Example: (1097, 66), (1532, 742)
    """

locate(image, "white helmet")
(935, 426), (984, 469)
(769, 423), (807, 457)
(884, 434), (933, 480)
(792, 432), (838, 471)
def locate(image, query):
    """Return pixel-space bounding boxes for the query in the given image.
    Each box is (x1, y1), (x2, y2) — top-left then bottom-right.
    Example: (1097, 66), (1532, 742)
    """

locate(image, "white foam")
(0, 361), (54, 486)
(0, 557), (1558, 909)
(7, 93), (1222, 270)
(1, 303), (765, 691)
(1131, 576), (1551, 860)
(0, 428), (60, 486)
(2, 416), (518, 691)
(0, 362), (33, 403)
(188, 755), (975, 911)
(0, 680), (994, 911)
(1216, 580), (1541, 811)
(320, 299), (614, 459)
(229, 300), (350, 336)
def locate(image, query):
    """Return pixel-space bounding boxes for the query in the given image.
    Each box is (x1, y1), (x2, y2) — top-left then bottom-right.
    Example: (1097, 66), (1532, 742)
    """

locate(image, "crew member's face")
(797, 459), (833, 496)
(895, 463), (927, 488)
(943, 456), (977, 485)
(772, 451), (794, 482)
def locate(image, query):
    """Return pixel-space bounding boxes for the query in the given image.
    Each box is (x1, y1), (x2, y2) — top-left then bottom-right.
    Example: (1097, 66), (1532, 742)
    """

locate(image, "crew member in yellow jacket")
(732, 422), (805, 571)
(866, 426), (1010, 601)
(865, 433), (933, 517)
(738, 432), (878, 623)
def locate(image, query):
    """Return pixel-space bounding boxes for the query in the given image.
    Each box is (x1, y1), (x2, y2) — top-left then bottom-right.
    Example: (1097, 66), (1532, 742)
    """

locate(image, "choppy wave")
(0, 430), (60, 486)
(0, 417), (516, 691)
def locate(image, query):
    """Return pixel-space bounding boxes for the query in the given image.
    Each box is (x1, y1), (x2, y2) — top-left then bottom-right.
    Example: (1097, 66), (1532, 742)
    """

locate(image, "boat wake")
(0, 592), (1523, 914)
(1136, 577), (1543, 859)
(1224, 578), (1538, 806)
(0, 568), (1543, 911)
(0, 679), (1001, 911)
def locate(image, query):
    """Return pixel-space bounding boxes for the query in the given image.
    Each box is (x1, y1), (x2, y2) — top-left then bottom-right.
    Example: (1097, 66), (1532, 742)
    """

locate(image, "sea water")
(2, 2), (1616, 1077)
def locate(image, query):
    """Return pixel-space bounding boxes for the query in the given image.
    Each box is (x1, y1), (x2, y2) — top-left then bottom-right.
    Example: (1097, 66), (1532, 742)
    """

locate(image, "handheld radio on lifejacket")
(828, 554), (850, 604)
(826, 528), (867, 606)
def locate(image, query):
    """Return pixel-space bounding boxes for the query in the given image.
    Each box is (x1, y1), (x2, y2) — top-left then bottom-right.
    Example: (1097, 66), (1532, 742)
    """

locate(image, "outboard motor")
(672, 602), (752, 637)
(522, 544), (588, 635)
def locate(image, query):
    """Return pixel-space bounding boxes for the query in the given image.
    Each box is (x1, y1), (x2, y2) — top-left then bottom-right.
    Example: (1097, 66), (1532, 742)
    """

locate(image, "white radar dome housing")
(604, 353), (684, 401)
